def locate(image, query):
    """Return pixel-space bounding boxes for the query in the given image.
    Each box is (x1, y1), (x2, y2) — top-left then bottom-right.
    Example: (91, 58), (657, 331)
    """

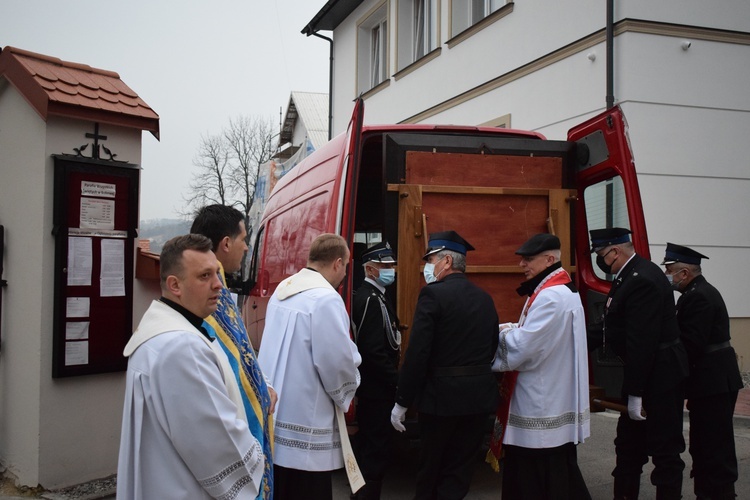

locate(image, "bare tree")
(182, 116), (276, 219)
(224, 116), (275, 217)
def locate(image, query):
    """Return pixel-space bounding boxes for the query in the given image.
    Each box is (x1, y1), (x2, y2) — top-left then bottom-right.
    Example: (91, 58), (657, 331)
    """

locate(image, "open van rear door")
(338, 98), (364, 310)
(568, 105), (650, 401)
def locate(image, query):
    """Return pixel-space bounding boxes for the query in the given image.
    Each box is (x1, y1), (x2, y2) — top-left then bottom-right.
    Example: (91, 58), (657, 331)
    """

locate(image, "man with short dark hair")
(490, 233), (591, 499)
(392, 230), (499, 499)
(258, 233), (361, 500)
(590, 228), (688, 500)
(117, 234), (265, 499)
(352, 241), (400, 500)
(662, 243), (743, 500)
(192, 204), (275, 498)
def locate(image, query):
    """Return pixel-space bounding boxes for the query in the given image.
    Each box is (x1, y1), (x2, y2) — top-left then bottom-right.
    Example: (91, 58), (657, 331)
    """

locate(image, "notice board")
(52, 156), (139, 377)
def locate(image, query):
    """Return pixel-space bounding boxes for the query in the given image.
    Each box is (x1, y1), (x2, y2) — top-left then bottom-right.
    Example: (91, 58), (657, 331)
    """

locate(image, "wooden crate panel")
(469, 273), (527, 324)
(422, 193), (550, 266)
(406, 151), (563, 189)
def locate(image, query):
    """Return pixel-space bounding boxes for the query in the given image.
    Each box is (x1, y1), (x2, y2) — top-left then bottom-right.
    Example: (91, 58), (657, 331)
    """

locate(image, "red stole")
(485, 268), (572, 472)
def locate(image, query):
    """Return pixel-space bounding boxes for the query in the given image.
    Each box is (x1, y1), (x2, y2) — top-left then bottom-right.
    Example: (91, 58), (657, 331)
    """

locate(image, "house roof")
(279, 91), (329, 150)
(0, 46), (159, 139)
(302, 0), (363, 34)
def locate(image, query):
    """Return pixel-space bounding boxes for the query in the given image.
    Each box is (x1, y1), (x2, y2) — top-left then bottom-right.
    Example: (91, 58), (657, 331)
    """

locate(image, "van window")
(583, 176), (630, 281)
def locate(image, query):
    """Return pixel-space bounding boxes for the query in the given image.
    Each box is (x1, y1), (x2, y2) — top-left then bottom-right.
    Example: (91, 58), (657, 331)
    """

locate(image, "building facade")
(303, 0), (750, 367)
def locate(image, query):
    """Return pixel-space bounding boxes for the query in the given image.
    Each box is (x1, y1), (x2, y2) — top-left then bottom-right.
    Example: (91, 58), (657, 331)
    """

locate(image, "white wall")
(0, 81), (48, 487)
(0, 84), (148, 487)
(319, 0), (750, 342)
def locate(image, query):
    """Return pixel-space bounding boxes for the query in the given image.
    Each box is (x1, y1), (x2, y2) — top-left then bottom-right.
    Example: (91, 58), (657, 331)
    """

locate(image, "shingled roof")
(0, 46), (159, 139)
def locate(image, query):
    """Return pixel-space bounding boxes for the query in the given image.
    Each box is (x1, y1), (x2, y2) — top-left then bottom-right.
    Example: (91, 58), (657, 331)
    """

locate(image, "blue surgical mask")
(423, 257), (445, 284)
(423, 263), (437, 284)
(376, 268), (396, 287)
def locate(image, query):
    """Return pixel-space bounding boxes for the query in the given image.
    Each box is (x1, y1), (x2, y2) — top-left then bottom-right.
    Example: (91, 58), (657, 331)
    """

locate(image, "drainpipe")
(309, 31), (334, 140)
(606, 0), (615, 109)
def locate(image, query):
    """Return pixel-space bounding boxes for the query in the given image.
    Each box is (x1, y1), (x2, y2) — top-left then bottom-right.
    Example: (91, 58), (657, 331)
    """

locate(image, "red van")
(241, 99), (648, 402)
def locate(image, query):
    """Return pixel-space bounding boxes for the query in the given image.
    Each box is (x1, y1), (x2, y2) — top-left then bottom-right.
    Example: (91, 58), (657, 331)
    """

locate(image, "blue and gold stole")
(206, 264), (274, 500)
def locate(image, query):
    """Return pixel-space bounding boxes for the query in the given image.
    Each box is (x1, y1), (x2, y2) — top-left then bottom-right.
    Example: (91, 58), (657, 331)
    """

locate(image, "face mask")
(596, 255), (613, 275)
(423, 263), (437, 284)
(376, 268), (396, 287)
(666, 271), (684, 290)
(423, 257), (446, 284)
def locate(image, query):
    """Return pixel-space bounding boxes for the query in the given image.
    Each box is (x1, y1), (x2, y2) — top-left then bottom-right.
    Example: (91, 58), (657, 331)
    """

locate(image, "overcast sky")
(1, 0), (330, 221)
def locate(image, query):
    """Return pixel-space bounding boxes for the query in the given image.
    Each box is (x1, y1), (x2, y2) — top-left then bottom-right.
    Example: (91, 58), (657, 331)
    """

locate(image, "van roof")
(361, 123), (545, 140)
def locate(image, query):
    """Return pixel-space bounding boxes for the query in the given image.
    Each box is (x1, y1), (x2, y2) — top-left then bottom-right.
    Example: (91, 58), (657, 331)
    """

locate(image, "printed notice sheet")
(66, 297), (90, 318)
(67, 237), (93, 286)
(65, 341), (89, 366)
(80, 197), (115, 230)
(100, 239), (125, 296)
(81, 181), (116, 198)
(66, 321), (90, 340)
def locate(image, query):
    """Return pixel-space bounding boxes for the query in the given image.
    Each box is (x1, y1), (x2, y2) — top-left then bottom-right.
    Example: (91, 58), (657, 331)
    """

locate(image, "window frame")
(357, 1), (391, 95)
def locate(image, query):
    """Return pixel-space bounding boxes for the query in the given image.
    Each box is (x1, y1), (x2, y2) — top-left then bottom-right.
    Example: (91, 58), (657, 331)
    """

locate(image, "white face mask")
(423, 256), (445, 284)
(423, 263), (437, 284)
(666, 269), (685, 290)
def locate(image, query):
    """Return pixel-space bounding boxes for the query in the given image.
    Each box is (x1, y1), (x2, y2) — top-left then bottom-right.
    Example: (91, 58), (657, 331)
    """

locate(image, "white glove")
(390, 403), (407, 432)
(499, 322), (516, 332)
(627, 395), (647, 421)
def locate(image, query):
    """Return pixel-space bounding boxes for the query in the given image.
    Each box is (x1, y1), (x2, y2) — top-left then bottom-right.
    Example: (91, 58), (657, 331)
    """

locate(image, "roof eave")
(48, 102), (160, 140)
(301, 0), (363, 35)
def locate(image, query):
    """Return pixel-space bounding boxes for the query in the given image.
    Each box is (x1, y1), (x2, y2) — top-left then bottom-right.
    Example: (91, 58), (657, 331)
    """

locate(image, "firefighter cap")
(423, 230), (475, 260)
(362, 241), (396, 264)
(589, 227), (632, 253)
(661, 242), (708, 266)
(515, 233), (561, 256)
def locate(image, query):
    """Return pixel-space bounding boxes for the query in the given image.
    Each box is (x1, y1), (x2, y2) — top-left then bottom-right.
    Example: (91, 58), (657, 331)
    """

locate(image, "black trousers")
(502, 443), (592, 500)
(355, 396), (395, 482)
(688, 390), (739, 498)
(612, 388), (686, 489)
(273, 464), (332, 500)
(414, 412), (487, 500)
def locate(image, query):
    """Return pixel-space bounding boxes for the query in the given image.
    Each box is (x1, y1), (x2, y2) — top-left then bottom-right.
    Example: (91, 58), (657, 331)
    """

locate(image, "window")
(451, 0), (505, 37)
(397, 0), (438, 71)
(583, 176), (631, 281)
(358, 2), (390, 94)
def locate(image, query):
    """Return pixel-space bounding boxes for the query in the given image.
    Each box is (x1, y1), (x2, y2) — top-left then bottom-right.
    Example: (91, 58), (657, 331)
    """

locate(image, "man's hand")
(390, 403), (407, 432)
(268, 385), (278, 415)
(627, 395), (646, 421)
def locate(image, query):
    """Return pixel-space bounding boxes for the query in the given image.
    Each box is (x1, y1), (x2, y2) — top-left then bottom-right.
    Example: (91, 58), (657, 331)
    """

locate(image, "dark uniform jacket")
(353, 280), (400, 400)
(604, 254), (688, 398)
(676, 275), (743, 399)
(396, 272), (499, 416)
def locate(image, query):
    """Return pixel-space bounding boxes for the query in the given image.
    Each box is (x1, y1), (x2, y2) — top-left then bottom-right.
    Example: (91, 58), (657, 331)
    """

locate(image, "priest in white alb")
(117, 234), (265, 499)
(489, 233), (591, 499)
(258, 233), (362, 500)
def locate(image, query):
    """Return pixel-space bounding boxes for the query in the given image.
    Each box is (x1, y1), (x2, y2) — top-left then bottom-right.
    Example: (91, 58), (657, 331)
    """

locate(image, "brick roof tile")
(0, 46), (159, 139)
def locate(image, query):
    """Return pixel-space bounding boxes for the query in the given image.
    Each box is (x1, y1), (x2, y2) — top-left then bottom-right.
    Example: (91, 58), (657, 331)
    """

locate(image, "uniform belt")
(704, 340), (731, 354)
(430, 365), (491, 377)
(658, 338), (681, 350)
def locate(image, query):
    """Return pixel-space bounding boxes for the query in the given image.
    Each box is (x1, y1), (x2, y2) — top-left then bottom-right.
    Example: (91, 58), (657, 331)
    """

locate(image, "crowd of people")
(115, 204), (742, 500)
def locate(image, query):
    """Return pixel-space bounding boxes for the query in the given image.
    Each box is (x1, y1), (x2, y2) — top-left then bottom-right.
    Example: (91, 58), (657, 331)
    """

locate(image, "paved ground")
(2, 388), (749, 499)
(334, 399), (750, 499)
